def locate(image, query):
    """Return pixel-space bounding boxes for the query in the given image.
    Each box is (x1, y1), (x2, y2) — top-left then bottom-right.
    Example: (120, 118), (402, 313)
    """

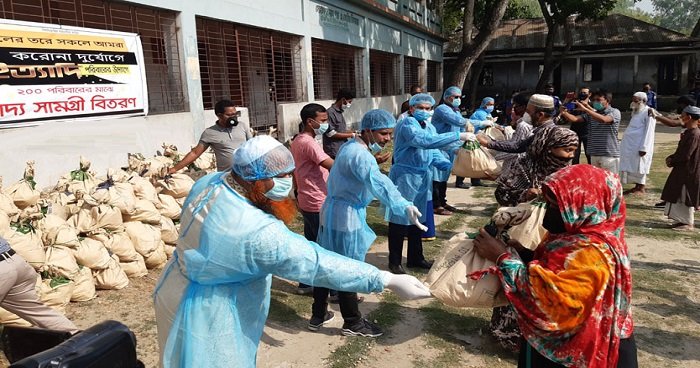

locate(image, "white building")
(0, 0), (444, 185)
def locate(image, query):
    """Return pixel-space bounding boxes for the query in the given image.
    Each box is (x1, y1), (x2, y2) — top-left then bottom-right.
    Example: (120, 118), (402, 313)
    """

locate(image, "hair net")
(409, 93), (436, 107)
(231, 135), (295, 181)
(361, 109), (396, 131)
(442, 86), (462, 100)
(480, 97), (495, 108)
(633, 91), (647, 102)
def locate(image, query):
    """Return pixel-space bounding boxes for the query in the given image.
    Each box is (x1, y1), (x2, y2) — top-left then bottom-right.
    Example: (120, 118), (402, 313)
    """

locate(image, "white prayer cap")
(529, 94), (555, 109)
(633, 92), (647, 102)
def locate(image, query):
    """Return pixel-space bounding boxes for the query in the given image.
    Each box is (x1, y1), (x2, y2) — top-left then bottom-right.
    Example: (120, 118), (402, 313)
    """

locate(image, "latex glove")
(482, 120), (495, 127)
(405, 205), (428, 232)
(459, 132), (477, 141)
(380, 271), (432, 299)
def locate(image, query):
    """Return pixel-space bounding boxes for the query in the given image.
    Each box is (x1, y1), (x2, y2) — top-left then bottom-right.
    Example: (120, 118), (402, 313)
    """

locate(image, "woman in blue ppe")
(311, 109), (428, 338)
(457, 96), (497, 188)
(153, 136), (431, 368)
(387, 93), (473, 275)
(432, 86), (475, 215)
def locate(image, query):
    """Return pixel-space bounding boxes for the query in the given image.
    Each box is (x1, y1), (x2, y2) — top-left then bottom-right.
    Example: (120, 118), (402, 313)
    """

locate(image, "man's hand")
(666, 156), (673, 167)
(473, 228), (508, 263)
(374, 151), (392, 164)
(523, 188), (542, 201)
(639, 151), (646, 157)
(167, 167), (177, 175)
(573, 100), (590, 113)
(476, 134), (489, 146)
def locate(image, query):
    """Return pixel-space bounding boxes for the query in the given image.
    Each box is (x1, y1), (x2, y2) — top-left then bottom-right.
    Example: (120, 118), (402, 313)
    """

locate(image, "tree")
(650, 0), (700, 35)
(611, 0), (656, 24)
(535, 0), (617, 92)
(445, 0), (511, 89)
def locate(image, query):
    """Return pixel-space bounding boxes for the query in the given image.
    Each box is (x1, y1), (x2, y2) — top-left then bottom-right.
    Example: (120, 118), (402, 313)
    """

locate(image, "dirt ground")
(3, 123), (700, 368)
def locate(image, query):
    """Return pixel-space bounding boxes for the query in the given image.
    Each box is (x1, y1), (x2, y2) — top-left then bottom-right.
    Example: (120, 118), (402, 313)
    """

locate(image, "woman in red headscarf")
(473, 164), (637, 368)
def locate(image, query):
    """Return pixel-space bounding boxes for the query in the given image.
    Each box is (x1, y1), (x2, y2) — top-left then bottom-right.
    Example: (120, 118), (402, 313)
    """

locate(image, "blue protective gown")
(431, 104), (469, 182)
(469, 108), (493, 132)
(318, 138), (411, 261)
(387, 115), (460, 225)
(153, 172), (386, 368)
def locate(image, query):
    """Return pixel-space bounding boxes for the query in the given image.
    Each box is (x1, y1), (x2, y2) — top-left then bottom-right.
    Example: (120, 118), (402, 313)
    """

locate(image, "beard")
(246, 180), (298, 225)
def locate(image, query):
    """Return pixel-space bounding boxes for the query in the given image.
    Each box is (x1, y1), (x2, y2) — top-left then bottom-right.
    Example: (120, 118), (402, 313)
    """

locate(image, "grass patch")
(325, 293), (404, 368)
(417, 301), (516, 368)
(267, 279), (312, 323)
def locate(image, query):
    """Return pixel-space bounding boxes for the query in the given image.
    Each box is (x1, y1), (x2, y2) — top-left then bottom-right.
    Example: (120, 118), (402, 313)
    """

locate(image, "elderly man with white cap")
(477, 93), (556, 154)
(619, 92), (657, 195)
(560, 89), (622, 172)
(153, 135), (431, 368)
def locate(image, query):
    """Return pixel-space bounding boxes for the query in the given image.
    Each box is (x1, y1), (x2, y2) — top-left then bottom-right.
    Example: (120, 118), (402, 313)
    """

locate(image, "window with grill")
(196, 17), (303, 129)
(369, 50), (399, 97)
(479, 65), (494, 86)
(427, 60), (440, 92)
(0, 0), (187, 114)
(403, 56), (422, 93)
(311, 38), (363, 100)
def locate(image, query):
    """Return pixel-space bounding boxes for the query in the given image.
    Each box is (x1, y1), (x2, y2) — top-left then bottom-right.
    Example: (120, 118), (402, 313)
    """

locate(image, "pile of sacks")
(0, 144), (216, 327)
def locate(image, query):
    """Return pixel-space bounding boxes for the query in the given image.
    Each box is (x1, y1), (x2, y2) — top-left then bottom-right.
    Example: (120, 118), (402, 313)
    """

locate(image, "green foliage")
(540, 0), (617, 23)
(442, 0), (543, 35)
(650, 0), (699, 35)
(503, 0), (543, 19)
(612, 0), (657, 24)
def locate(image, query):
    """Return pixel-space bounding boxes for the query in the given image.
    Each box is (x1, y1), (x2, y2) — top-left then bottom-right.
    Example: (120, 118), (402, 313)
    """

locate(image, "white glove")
(459, 132), (477, 141)
(405, 205), (428, 231)
(380, 271), (432, 300)
(483, 120), (495, 127)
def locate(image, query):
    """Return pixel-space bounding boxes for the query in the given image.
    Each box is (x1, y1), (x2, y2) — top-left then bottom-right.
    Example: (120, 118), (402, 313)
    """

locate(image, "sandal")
(433, 207), (453, 216)
(672, 224), (694, 231)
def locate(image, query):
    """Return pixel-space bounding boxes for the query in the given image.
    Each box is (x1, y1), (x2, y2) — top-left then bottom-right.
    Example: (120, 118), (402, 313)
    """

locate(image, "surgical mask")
(521, 112), (532, 124)
(313, 120), (329, 136)
(413, 109), (432, 122)
(227, 117), (239, 126)
(451, 98), (461, 108)
(264, 177), (293, 201)
(367, 131), (383, 153)
(592, 102), (605, 111)
(485, 106), (494, 113)
(342, 103), (352, 110)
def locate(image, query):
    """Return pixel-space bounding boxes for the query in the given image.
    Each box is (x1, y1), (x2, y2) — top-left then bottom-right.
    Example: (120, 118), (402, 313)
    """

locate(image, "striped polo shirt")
(585, 107), (621, 157)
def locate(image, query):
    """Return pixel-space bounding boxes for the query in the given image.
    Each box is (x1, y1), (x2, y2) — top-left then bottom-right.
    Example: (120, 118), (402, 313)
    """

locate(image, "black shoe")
(388, 264), (406, 274)
(407, 259), (434, 269)
(308, 311), (335, 331)
(455, 183), (471, 189)
(655, 201), (666, 208)
(341, 319), (384, 337)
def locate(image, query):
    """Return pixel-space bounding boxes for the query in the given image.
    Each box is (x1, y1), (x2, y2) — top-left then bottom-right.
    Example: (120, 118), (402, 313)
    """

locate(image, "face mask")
(313, 120), (329, 136)
(578, 92), (589, 101)
(227, 117), (239, 126)
(342, 102), (352, 110)
(542, 204), (567, 234)
(413, 109), (431, 122)
(264, 177), (293, 201)
(592, 102), (605, 111)
(485, 106), (494, 113)
(451, 98), (461, 108)
(521, 112), (532, 124)
(367, 131), (383, 153)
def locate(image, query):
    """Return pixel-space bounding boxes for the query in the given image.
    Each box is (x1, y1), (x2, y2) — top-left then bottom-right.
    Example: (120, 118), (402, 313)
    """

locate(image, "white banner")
(0, 19), (148, 128)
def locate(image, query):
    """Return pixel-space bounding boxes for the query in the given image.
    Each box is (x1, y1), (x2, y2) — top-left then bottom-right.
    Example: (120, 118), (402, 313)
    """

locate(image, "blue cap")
(361, 109), (396, 131)
(409, 93), (436, 107)
(480, 97), (495, 107)
(443, 86), (462, 100)
(232, 136), (295, 181)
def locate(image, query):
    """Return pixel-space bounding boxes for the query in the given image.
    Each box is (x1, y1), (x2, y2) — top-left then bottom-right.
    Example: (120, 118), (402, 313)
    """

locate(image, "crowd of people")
(5, 78), (699, 367)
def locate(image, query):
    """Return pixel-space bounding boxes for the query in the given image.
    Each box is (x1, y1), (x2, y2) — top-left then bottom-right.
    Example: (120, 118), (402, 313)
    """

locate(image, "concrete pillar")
(362, 45), (371, 97)
(399, 54), (406, 93)
(176, 12), (206, 138)
(575, 57), (580, 91)
(520, 60), (525, 87)
(632, 55), (639, 90)
(300, 36), (315, 101)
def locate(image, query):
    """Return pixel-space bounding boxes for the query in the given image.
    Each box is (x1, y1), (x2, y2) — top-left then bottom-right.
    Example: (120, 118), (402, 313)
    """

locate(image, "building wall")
(0, 0), (443, 186)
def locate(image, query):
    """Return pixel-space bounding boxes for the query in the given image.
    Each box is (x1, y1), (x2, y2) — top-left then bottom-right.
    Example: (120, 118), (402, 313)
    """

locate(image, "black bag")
(0, 325), (72, 363)
(10, 320), (144, 368)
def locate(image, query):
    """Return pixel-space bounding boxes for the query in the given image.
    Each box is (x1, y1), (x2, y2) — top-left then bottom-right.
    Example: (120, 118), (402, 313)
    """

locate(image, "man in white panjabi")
(619, 91), (656, 195)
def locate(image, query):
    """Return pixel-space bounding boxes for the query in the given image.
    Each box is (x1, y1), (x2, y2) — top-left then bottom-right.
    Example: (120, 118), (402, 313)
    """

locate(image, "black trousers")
(573, 134), (591, 165)
(388, 222), (425, 266)
(299, 210), (320, 290)
(312, 287), (361, 326)
(518, 335), (638, 368)
(455, 176), (464, 185)
(432, 181), (448, 208)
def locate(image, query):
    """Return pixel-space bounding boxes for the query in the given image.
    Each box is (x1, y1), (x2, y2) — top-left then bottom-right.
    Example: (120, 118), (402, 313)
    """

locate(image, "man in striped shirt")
(560, 89), (621, 173)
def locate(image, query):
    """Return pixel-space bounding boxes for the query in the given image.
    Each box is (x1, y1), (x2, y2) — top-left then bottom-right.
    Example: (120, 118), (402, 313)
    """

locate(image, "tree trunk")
(467, 56), (485, 110)
(536, 16), (575, 92)
(446, 0), (510, 91)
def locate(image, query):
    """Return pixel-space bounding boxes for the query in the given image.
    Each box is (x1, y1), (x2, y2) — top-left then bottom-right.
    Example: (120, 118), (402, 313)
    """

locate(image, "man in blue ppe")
(311, 109), (428, 337)
(458, 96), (497, 188)
(432, 86), (476, 215)
(387, 94), (474, 274)
(153, 136), (431, 367)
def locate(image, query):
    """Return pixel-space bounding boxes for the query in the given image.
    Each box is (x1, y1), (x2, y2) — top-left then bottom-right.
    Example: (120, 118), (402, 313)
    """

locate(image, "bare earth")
(4, 124), (700, 368)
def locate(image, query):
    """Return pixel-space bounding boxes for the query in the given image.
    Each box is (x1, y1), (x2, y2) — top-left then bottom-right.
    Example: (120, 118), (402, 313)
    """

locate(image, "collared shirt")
(646, 91), (657, 109)
(290, 132), (330, 213)
(323, 105), (348, 158)
(199, 121), (252, 172)
(584, 107), (621, 157)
